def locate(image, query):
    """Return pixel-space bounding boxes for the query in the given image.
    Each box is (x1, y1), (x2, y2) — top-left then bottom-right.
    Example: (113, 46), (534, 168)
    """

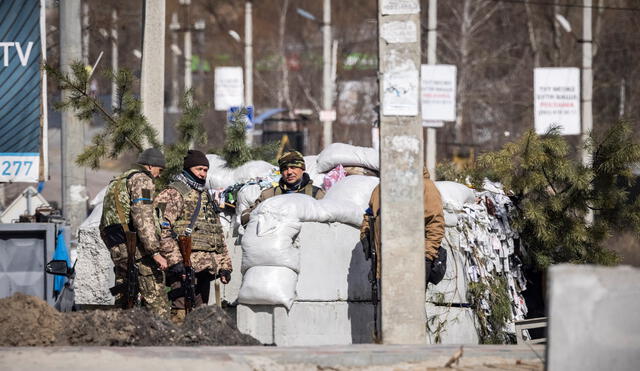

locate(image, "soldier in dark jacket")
(99, 148), (170, 317)
(240, 150), (325, 226)
(155, 150), (232, 322)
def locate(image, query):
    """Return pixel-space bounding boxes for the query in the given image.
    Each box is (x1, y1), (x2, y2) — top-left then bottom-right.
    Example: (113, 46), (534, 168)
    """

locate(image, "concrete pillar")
(110, 9), (118, 110)
(60, 0), (88, 237)
(425, 0), (437, 179)
(140, 0), (166, 144)
(321, 0), (333, 148)
(580, 0), (592, 167)
(244, 0), (254, 146)
(377, 0), (425, 344)
(169, 12), (181, 113)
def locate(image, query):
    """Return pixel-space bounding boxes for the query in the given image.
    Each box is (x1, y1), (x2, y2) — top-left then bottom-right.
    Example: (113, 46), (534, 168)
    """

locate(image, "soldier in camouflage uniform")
(99, 148), (170, 318)
(241, 150), (325, 226)
(155, 150), (232, 321)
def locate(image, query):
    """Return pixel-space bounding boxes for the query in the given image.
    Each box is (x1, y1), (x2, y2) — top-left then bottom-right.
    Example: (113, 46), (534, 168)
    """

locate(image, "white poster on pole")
(214, 67), (244, 111)
(382, 62), (419, 116)
(381, 0), (420, 15)
(421, 64), (457, 122)
(534, 67), (580, 135)
(381, 21), (417, 43)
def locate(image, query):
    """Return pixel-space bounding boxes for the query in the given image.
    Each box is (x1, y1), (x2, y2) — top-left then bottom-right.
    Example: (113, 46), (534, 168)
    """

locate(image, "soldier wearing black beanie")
(182, 150), (209, 185)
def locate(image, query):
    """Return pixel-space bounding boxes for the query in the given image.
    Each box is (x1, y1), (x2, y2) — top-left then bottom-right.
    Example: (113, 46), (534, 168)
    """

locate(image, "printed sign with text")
(421, 64), (457, 122)
(534, 67), (581, 135)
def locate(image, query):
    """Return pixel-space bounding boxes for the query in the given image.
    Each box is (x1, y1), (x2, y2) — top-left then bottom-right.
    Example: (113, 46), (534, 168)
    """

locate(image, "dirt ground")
(0, 293), (260, 347)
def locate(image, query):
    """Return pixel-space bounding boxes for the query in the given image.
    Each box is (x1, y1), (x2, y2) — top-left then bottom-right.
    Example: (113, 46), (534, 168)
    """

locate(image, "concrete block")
(74, 227), (114, 305)
(235, 304), (275, 345)
(426, 302), (479, 344)
(547, 264), (640, 371)
(273, 301), (375, 346)
(296, 223), (372, 301)
(427, 231), (470, 304)
(218, 233), (243, 304)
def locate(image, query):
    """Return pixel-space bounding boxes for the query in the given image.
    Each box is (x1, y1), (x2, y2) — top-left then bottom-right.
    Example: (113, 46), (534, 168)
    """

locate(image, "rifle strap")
(115, 178), (130, 232)
(185, 192), (202, 235)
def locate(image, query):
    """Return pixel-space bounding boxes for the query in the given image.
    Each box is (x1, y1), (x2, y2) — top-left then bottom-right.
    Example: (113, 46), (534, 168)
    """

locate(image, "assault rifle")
(363, 214), (380, 341)
(178, 235), (196, 313)
(124, 231), (139, 309)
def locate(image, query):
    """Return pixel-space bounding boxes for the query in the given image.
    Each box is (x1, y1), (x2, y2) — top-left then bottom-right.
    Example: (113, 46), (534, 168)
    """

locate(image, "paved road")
(0, 344), (544, 370)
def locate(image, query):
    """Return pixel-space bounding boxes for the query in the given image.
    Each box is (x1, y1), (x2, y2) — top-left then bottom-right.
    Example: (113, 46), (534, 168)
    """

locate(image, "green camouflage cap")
(278, 151), (305, 170)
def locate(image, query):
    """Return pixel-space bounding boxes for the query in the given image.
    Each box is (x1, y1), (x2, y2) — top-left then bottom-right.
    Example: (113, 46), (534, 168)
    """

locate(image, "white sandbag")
(236, 184), (262, 216)
(443, 211), (458, 227)
(206, 154), (233, 188)
(207, 154), (227, 169)
(241, 217), (301, 273)
(317, 199), (364, 227)
(304, 155), (326, 188)
(233, 160), (278, 184)
(304, 155), (319, 176)
(323, 175), (379, 211)
(80, 186), (108, 229)
(90, 186), (107, 207)
(435, 181), (476, 210)
(311, 173), (326, 189)
(237, 266), (298, 309)
(316, 143), (379, 173)
(252, 194), (332, 234)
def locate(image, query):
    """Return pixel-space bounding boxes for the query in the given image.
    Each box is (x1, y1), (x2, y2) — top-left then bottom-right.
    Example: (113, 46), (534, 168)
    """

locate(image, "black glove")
(219, 269), (232, 283)
(425, 257), (432, 285)
(167, 262), (186, 275)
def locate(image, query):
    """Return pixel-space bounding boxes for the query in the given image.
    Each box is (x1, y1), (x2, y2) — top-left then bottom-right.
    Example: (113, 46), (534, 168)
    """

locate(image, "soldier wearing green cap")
(100, 148), (170, 317)
(241, 150), (325, 226)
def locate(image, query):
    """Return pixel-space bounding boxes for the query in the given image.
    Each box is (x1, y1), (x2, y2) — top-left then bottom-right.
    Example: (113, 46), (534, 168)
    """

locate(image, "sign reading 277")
(0, 153), (40, 182)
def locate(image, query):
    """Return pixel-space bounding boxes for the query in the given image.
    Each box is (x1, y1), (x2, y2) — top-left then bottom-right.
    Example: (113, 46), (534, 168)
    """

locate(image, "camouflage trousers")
(166, 268), (216, 309)
(113, 255), (170, 319)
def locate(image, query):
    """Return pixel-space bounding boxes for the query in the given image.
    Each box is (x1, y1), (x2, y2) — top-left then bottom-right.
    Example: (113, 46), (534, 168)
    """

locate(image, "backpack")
(100, 170), (142, 248)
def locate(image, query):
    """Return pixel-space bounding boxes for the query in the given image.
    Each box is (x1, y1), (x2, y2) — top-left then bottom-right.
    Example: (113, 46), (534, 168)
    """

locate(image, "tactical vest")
(168, 181), (225, 253)
(101, 169), (144, 232)
(100, 169), (148, 248)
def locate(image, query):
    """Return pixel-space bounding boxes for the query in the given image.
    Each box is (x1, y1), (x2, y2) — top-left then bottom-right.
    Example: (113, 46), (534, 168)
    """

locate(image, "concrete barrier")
(547, 264), (640, 371)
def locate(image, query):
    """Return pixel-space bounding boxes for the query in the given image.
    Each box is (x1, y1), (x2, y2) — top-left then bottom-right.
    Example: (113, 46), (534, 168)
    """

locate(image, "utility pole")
(581, 0), (592, 167)
(169, 12), (181, 113)
(110, 9), (118, 110)
(581, 0), (593, 223)
(180, 0), (193, 91)
(321, 0), (333, 148)
(378, 0), (425, 344)
(245, 0), (254, 146)
(82, 1), (89, 65)
(60, 0), (87, 236)
(140, 0), (166, 144)
(425, 0), (437, 178)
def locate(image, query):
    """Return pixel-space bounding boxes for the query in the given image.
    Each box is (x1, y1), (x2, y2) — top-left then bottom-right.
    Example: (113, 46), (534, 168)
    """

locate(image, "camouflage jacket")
(100, 169), (160, 262)
(155, 182), (232, 274)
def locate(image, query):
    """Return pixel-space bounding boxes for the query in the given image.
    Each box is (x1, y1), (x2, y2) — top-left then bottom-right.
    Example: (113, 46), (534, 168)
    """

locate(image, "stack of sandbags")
(206, 154), (277, 190)
(237, 184), (376, 309)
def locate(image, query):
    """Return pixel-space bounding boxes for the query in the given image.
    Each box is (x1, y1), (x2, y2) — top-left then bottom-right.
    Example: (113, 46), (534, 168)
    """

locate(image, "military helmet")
(137, 148), (165, 168)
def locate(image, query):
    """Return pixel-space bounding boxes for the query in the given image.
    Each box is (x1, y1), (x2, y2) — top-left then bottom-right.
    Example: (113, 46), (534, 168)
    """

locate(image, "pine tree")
(46, 62), (210, 183)
(440, 122), (640, 270)
(45, 62), (160, 169)
(220, 108), (279, 168)
(161, 91), (207, 184)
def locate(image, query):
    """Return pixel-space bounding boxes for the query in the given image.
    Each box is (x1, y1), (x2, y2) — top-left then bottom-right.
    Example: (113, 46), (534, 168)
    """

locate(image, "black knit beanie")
(183, 150), (209, 170)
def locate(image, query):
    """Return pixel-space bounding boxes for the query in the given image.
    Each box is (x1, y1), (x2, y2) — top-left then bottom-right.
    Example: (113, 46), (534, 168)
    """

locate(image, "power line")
(480, 0), (640, 12)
